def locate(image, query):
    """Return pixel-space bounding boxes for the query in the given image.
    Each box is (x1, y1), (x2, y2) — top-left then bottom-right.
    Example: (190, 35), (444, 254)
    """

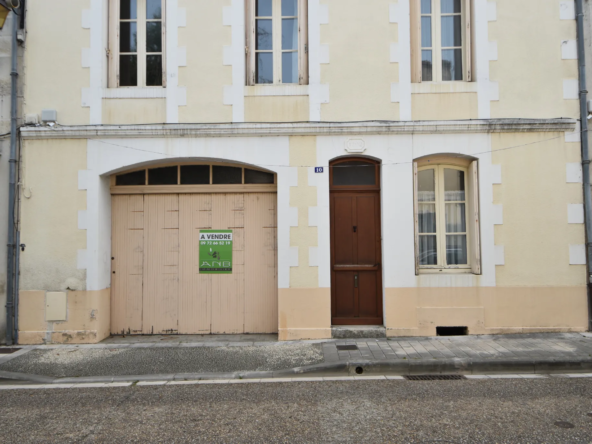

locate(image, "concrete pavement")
(1, 333), (592, 384)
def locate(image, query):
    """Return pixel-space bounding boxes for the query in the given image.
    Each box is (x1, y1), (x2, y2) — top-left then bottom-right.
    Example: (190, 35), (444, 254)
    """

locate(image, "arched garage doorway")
(110, 162), (278, 335)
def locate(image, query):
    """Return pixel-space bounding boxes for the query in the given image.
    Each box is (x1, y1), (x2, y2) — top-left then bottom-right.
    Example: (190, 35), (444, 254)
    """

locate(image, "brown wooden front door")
(330, 158), (383, 325)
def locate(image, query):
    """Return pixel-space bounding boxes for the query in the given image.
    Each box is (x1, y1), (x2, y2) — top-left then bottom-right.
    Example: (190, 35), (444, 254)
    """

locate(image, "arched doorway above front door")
(330, 157), (383, 326)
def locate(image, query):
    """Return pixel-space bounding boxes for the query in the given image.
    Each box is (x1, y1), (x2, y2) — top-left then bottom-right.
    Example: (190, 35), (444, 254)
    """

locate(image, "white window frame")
(246, 0), (309, 86)
(108, 0), (167, 88)
(414, 159), (481, 274)
(411, 0), (471, 83)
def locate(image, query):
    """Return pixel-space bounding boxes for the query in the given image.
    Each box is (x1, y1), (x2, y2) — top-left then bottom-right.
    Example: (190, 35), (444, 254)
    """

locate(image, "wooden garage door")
(111, 193), (278, 335)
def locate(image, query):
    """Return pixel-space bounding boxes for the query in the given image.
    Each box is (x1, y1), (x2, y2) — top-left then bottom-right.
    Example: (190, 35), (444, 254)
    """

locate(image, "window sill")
(418, 268), (474, 275)
(245, 85), (309, 97)
(103, 88), (166, 99)
(411, 82), (478, 95)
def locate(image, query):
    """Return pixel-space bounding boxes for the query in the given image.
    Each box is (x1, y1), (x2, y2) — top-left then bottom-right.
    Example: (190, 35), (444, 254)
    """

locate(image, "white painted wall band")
(390, 2), (412, 121)
(569, 244), (586, 265)
(568, 204), (585, 224)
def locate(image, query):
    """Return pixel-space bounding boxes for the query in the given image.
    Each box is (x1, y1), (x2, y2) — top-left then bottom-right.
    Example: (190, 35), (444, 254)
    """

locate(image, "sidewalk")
(1, 333), (592, 384)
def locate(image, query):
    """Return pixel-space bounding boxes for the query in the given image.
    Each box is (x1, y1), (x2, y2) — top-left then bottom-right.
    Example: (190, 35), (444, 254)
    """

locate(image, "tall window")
(246, 0), (309, 85)
(414, 160), (481, 274)
(411, 0), (471, 83)
(110, 0), (165, 87)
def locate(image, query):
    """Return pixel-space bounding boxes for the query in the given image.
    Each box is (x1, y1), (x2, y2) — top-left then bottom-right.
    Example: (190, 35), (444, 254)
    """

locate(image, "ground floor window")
(414, 157), (481, 274)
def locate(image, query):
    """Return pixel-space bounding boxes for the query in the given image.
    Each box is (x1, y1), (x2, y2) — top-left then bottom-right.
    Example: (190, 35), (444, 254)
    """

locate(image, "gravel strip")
(0, 344), (323, 378)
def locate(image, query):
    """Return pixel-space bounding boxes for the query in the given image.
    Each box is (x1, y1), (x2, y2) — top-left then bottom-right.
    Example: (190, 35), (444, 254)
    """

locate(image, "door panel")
(111, 195), (144, 334)
(331, 191), (383, 325)
(143, 194), (180, 334)
(333, 196), (355, 266)
(356, 195), (378, 266)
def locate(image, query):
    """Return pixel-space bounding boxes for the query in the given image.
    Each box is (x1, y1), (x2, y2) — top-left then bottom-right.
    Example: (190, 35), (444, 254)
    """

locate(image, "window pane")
(256, 53), (273, 84)
(146, 22), (162, 52)
(445, 203), (466, 233)
(181, 165), (210, 185)
(146, 55), (162, 86)
(213, 166), (242, 184)
(256, 0), (272, 16)
(282, 0), (298, 16)
(419, 235), (438, 265)
(421, 16), (432, 47)
(116, 170), (145, 186)
(444, 169), (465, 201)
(282, 52), (298, 83)
(256, 19), (273, 50)
(332, 162), (376, 186)
(146, 0), (162, 19)
(422, 50), (433, 82)
(418, 169), (435, 202)
(245, 169), (275, 184)
(148, 166), (178, 185)
(442, 49), (463, 81)
(119, 55), (138, 86)
(120, 22), (137, 52)
(441, 15), (462, 47)
(419, 203), (436, 233)
(441, 0), (461, 13)
(282, 18), (298, 50)
(120, 0), (137, 20)
(421, 0), (431, 14)
(446, 235), (467, 265)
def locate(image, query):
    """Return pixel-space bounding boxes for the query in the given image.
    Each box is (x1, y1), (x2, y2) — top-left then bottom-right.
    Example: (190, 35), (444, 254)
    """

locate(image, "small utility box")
(46, 292), (67, 322)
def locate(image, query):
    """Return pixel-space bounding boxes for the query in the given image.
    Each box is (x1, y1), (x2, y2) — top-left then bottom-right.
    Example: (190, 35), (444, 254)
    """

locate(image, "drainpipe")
(5, 5), (18, 346)
(576, 0), (592, 332)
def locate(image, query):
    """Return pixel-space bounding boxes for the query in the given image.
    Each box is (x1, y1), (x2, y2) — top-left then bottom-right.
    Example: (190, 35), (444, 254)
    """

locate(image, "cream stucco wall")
(412, 93), (478, 121)
(24, 0), (90, 125)
(320, 0), (399, 121)
(102, 99), (166, 125)
(20, 139), (87, 292)
(289, 136), (319, 288)
(490, 0), (579, 119)
(19, 290), (110, 344)
(178, 0), (233, 123)
(245, 97), (310, 122)
(492, 132), (585, 287)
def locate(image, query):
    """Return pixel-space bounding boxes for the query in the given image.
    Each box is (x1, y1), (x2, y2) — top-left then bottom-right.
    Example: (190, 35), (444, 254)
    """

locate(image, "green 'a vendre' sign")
(199, 230), (233, 274)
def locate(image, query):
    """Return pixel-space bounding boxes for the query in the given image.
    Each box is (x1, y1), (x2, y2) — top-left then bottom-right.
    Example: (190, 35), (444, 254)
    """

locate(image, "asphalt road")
(1, 378), (591, 443)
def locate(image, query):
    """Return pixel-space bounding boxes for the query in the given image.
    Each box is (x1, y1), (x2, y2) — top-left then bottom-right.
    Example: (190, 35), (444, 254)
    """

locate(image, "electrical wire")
(93, 134), (565, 169)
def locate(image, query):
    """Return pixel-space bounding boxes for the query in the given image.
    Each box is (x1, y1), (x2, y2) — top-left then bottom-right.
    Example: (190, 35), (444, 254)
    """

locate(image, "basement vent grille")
(336, 345), (359, 351)
(405, 375), (466, 381)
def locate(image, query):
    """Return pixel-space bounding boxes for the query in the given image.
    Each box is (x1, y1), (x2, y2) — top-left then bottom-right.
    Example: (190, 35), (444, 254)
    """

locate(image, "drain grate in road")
(405, 375), (465, 381)
(0, 348), (21, 354)
(336, 345), (359, 351)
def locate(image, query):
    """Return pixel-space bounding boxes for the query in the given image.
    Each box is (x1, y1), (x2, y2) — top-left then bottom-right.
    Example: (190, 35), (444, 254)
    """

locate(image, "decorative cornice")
(20, 119), (577, 139)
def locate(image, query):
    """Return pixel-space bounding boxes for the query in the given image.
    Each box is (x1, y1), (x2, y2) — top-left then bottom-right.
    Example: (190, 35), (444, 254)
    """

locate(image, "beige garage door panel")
(111, 192), (278, 335)
(111, 195), (144, 335)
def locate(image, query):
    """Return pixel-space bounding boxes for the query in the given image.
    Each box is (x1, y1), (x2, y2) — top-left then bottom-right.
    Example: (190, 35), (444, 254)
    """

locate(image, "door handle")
(353, 226), (357, 233)
(354, 274), (358, 288)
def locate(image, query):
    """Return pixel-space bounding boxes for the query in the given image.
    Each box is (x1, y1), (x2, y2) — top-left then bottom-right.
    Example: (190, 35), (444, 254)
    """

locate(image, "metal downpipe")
(576, 0), (592, 332)
(5, 5), (18, 346)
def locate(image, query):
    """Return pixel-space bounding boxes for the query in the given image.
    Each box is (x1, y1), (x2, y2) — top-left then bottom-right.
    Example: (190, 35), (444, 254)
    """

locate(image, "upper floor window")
(411, 0), (472, 83)
(246, 0), (309, 85)
(109, 0), (166, 88)
(414, 158), (480, 274)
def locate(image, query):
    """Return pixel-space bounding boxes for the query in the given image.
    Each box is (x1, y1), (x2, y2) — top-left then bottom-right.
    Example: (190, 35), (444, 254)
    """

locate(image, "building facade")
(15, 0), (589, 344)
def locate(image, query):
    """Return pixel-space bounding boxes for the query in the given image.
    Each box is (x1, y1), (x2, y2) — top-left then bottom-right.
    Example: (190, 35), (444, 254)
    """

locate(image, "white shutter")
(108, 0), (120, 88)
(465, 0), (472, 82)
(468, 160), (481, 274)
(245, 0), (256, 86)
(414, 162), (420, 275)
(299, 0), (309, 85)
(410, 0), (422, 83)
